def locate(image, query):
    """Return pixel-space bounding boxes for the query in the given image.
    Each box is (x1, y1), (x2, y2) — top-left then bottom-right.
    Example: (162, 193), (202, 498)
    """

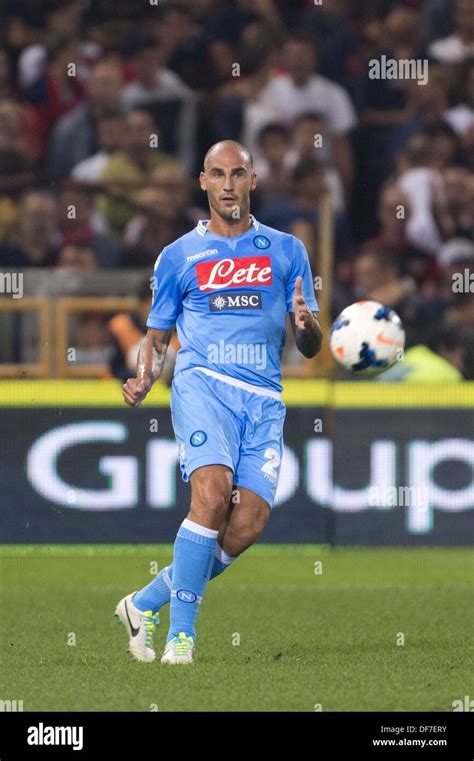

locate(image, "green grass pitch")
(1, 545), (472, 712)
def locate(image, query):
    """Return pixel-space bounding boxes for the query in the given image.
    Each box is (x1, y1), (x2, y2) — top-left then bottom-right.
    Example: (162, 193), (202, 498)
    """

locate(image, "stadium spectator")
(389, 67), (454, 168)
(20, 36), (85, 162)
(203, 0), (286, 84)
(256, 32), (358, 199)
(121, 37), (197, 173)
(286, 112), (346, 214)
(353, 7), (423, 236)
(73, 313), (113, 366)
(395, 134), (444, 254)
(215, 45), (277, 148)
(437, 238), (474, 330)
(377, 323), (467, 381)
(107, 277), (178, 384)
(252, 123), (292, 206)
(428, 0), (474, 63)
(460, 120), (474, 171)
(123, 164), (205, 267)
(0, 99), (34, 250)
(444, 59), (474, 136)
(0, 190), (59, 266)
(57, 187), (123, 267)
(0, 101), (35, 197)
(260, 156), (352, 265)
(55, 242), (98, 271)
(420, 0), (454, 51)
(427, 123), (462, 171)
(47, 59), (124, 179)
(359, 183), (437, 287)
(96, 107), (180, 238)
(442, 167), (473, 239)
(9, 1), (85, 67)
(359, 7), (423, 129)
(0, 48), (16, 99)
(352, 245), (443, 346)
(146, 4), (212, 90)
(70, 113), (125, 182)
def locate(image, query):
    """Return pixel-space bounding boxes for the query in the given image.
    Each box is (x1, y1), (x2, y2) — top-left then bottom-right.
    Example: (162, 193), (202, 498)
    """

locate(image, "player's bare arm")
(290, 275), (323, 358)
(122, 328), (172, 407)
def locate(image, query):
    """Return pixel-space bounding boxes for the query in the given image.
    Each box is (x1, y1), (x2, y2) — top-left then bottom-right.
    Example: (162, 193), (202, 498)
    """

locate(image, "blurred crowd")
(0, 0), (473, 377)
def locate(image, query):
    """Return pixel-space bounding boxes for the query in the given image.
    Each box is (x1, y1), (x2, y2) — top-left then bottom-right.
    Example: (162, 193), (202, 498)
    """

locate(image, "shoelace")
(142, 614), (159, 648)
(174, 635), (193, 655)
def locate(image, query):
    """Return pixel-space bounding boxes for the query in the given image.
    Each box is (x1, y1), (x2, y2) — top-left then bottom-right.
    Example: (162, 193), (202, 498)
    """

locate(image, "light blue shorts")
(170, 367), (286, 508)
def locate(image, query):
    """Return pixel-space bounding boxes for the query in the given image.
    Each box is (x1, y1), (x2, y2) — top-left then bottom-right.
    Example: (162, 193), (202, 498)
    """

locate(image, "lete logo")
(196, 256), (272, 291)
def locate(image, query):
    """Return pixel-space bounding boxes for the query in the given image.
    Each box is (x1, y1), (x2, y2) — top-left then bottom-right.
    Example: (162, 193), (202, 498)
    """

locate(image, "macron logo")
(27, 723), (84, 751)
(186, 248), (218, 262)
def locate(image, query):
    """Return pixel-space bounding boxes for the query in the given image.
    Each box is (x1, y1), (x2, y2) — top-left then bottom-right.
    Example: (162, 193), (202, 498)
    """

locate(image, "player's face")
(200, 152), (256, 222)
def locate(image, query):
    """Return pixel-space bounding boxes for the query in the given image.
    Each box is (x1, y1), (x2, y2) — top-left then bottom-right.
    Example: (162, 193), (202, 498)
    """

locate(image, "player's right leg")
(116, 368), (242, 663)
(161, 464), (233, 664)
(130, 494), (236, 618)
(130, 483), (268, 619)
(113, 495), (234, 664)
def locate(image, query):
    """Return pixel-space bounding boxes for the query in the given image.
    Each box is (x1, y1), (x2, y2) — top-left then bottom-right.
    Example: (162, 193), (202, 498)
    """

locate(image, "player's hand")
(122, 377), (151, 408)
(292, 276), (313, 330)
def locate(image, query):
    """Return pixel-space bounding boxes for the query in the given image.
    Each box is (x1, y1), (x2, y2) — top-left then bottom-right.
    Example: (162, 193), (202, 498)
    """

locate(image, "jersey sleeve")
(147, 247), (182, 329)
(286, 237), (319, 313)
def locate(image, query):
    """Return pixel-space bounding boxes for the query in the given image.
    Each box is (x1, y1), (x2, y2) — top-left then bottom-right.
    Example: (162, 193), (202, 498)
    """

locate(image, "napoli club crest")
(253, 235), (271, 249)
(190, 430), (207, 447)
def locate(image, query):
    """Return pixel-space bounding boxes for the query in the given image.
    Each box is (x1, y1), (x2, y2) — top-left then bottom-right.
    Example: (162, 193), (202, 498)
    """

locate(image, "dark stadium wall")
(1, 402), (473, 545)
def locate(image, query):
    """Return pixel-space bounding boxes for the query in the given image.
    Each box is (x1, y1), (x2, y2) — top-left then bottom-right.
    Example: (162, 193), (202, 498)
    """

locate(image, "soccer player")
(115, 140), (322, 664)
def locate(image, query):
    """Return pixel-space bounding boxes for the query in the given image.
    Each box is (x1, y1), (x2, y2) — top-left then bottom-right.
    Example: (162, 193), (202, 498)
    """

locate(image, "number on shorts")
(261, 447), (281, 480)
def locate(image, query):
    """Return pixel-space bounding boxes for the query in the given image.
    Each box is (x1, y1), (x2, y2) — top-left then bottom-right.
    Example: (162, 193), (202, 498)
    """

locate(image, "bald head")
(203, 140), (253, 172)
(200, 140), (256, 229)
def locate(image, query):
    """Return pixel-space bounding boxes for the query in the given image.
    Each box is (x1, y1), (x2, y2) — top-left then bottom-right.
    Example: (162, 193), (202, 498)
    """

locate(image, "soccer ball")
(330, 301), (405, 375)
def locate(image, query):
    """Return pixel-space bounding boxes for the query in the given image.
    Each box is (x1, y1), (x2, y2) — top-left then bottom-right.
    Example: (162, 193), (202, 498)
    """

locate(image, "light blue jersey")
(147, 215), (318, 392)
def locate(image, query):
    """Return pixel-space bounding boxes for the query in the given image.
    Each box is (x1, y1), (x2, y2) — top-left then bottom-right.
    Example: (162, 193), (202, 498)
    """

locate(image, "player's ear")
(199, 171), (207, 191)
(250, 172), (257, 191)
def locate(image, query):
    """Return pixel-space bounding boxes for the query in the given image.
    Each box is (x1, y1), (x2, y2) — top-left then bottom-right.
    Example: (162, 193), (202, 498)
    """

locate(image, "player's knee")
(223, 525), (258, 556)
(225, 509), (269, 554)
(190, 492), (229, 526)
(189, 477), (232, 525)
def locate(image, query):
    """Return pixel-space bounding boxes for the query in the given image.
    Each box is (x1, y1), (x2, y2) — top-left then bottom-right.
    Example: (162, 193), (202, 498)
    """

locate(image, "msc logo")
(208, 292), (262, 311)
(190, 430), (207, 447)
(176, 589), (197, 603)
(253, 235), (271, 249)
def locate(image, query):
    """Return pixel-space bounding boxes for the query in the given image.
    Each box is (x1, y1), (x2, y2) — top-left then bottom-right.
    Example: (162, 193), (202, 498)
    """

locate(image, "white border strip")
(195, 214), (259, 236)
(181, 517), (219, 538)
(193, 366), (281, 400)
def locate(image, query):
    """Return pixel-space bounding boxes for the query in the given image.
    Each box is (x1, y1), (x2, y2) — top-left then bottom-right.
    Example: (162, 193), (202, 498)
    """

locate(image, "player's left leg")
(217, 485), (270, 557)
(130, 485), (269, 620)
